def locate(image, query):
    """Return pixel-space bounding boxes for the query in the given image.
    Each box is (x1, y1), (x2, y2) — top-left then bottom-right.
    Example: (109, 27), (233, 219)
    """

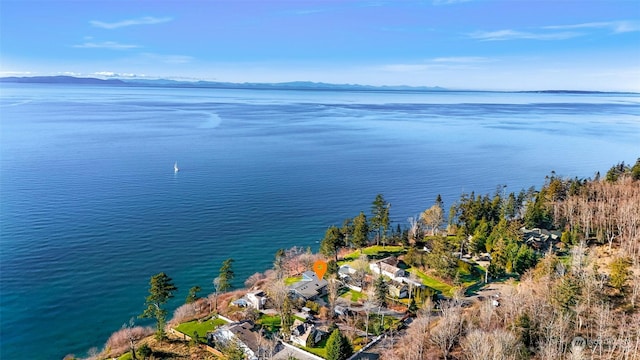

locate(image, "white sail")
(174, 161), (179, 173)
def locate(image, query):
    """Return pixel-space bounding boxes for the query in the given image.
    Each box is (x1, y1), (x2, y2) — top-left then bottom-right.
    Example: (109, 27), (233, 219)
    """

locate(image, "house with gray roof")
(289, 271), (328, 300)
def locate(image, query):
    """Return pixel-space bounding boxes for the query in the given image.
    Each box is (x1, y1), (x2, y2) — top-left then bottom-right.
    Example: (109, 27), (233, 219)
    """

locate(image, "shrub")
(104, 326), (154, 357)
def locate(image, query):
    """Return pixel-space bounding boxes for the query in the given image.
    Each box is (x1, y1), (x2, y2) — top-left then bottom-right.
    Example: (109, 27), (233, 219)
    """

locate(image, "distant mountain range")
(1, 75), (634, 94)
(0, 75), (447, 92)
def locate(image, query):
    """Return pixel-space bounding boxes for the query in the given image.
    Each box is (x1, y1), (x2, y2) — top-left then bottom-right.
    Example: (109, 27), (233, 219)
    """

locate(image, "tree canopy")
(352, 211), (369, 251)
(371, 194), (390, 246)
(140, 272), (177, 339)
(218, 258), (235, 292)
(326, 329), (353, 360)
(320, 225), (345, 262)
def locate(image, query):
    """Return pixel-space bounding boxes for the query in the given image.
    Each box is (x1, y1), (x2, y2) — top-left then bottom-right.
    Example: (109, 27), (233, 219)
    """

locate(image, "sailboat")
(174, 161), (179, 173)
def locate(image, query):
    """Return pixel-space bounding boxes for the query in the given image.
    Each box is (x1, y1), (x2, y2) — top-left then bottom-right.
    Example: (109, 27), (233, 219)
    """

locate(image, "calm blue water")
(1, 84), (638, 359)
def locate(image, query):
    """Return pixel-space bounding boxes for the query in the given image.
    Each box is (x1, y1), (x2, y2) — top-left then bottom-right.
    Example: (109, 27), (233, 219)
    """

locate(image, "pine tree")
(373, 275), (389, 307)
(352, 212), (369, 252)
(140, 272), (177, 340)
(217, 258), (235, 292)
(371, 194), (390, 246)
(326, 329), (353, 360)
(320, 225), (345, 262)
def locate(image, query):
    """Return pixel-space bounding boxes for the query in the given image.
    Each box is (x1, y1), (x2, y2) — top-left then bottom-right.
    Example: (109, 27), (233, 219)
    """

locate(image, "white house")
(369, 256), (407, 281)
(209, 321), (262, 360)
(246, 290), (267, 310)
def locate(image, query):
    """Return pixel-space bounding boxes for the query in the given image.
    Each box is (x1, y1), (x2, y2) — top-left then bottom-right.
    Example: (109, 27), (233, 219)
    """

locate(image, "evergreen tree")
(610, 257), (631, 292)
(408, 297), (418, 316)
(371, 194), (390, 246)
(138, 344), (152, 360)
(352, 212), (369, 251)
(631, 158), (640, 180)
(326, 329), (353, 360)
(281, 296), (294, 336)
(140, 272), (177, 340)
(185, 285), (201, 304)
(513, 245), (537, 275)
(340, 218), (354, 248)
(373, 274), (389, 307)
(217, 258), (235, 293)
(320, 225), (345, 262)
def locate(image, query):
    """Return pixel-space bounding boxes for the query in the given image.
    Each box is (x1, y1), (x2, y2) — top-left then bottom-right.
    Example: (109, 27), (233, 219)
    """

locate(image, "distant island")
(0, 75), (447, 92)
(3, 75), (635, 94)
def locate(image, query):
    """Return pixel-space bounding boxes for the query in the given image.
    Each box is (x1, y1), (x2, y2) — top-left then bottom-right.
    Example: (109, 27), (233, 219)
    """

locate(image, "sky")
(1, 0), (639, 91)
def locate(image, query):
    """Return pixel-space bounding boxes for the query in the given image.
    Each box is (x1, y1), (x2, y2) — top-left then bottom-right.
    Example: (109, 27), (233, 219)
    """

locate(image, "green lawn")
(174, 317), (228, 340)
(409, 268), (454, 296)
(284, 276), (303, 286)
(339, 289), (364, 302)
(457, 262), (485, 287)
(343, 245), (406, 261)
(257, 314), (282, 328)
(303, 346), (327, 358)
(302, 335), (329, 358)
(118, 352), (133, 360)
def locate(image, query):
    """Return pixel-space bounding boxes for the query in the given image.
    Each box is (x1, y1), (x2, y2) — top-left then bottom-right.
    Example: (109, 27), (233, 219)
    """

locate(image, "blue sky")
(1, 0), (639, 91)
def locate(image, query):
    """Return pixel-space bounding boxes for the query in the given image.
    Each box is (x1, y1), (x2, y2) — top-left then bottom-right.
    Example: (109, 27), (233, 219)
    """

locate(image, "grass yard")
(174, 317), (228, 339)
(340, 289), (365, 302)
(303, 346), (327, 358)
(409, 268), (454, 296)
(343, 245), (406, 262)
(284, 276), (303, 286)
(257, 314), (281, 328)
(302, 335), (329, 358)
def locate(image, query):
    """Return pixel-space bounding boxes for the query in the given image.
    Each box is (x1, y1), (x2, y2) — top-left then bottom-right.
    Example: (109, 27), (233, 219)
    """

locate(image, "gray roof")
(290, 272), (328, 299)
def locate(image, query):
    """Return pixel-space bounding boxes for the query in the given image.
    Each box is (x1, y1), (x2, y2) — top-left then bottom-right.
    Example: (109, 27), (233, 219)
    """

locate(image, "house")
(399, 275), (424, 289)
(338, 264), (357, 279)
(208, 321), (263, 360)
(246, 290), (267, 310)
(369, 256), (407, 281)
(289, 271), (328, 300)
(231, 290), (267, 310)
(232, 298), (249, 307)
(521, 227), (561, 247)
(388, 282), (409, 299)
(290, 319), (324, 347)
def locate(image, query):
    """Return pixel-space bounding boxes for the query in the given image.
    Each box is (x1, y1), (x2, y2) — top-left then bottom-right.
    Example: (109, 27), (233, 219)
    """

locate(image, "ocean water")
(0, 84), (638, 359)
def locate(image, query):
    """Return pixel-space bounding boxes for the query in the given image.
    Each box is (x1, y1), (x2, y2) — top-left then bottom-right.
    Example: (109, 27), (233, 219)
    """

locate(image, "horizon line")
(1, 74), (638, 94)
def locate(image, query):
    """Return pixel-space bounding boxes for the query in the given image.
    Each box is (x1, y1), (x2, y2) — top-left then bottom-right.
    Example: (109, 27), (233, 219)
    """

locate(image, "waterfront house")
(369, 256), (407, 281)
(289, 271), (328, 300)
(208, 321), (263, 360)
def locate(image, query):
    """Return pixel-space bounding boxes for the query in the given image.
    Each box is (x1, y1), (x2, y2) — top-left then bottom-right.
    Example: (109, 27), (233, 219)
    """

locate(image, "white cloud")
(90, 16), (172, 30)
(544, 20), (640, 34)
(73, 41), (139, 50)
(93, 71), (142, 78)
(140, 53), (194, 64)
(0, 71), (34, 76)
(432, 56), (491, 63)
(376, 57), (492, 73)
(469, 29), (581, 41)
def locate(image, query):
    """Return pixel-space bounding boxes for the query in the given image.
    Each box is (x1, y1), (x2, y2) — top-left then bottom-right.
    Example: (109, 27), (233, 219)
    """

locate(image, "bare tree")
(408, 216), (422, 246)
(422, 204), (444, 236)
(461, 329), (524, 360)
(430, 300), (465, 359)
(327, 277), (340, 318)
